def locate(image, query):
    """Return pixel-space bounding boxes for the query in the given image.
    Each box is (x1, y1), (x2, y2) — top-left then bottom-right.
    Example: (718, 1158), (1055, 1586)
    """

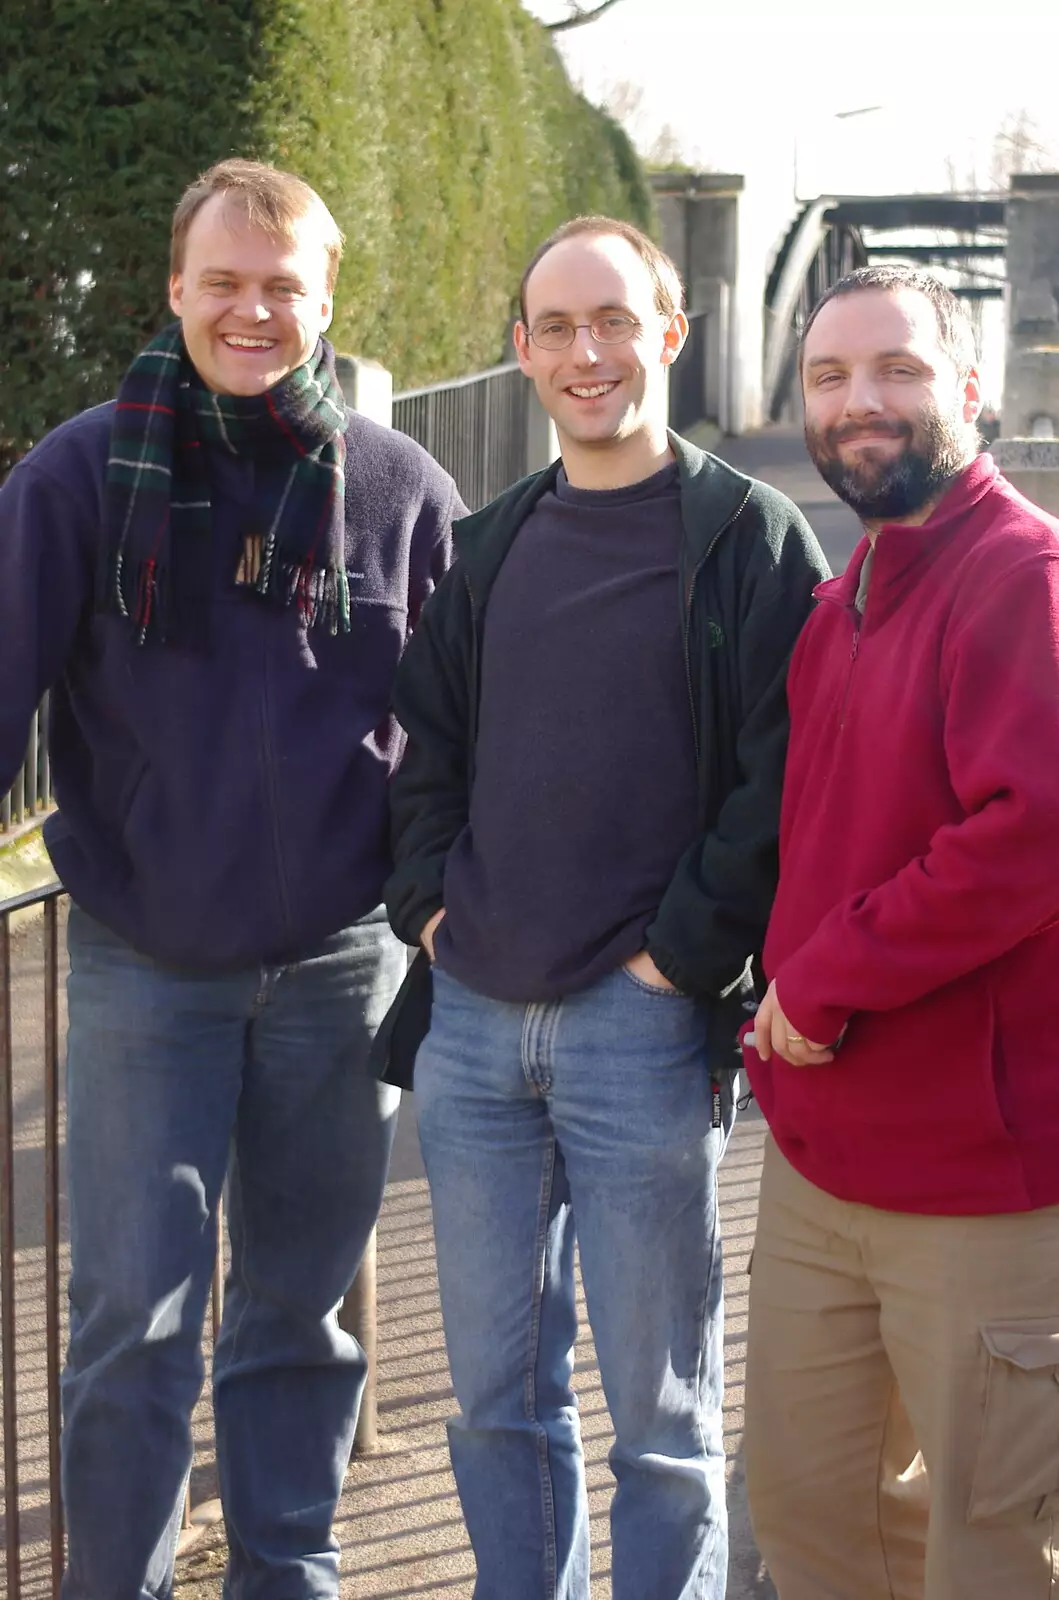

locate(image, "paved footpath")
(4, 426), (858, 1598)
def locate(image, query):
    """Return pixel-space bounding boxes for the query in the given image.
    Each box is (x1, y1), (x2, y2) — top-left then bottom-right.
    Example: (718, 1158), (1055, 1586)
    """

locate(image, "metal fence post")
(42, 898), (65, 1593)
(1, 883), (66, 1596)
(1, 911), (22, 1600)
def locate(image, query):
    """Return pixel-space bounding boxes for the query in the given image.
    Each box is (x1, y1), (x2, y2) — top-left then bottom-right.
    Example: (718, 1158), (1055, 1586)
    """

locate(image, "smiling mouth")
(222, 335), (278, 351)
(567, 381), (618, 399)
(838, 429), (903, 445)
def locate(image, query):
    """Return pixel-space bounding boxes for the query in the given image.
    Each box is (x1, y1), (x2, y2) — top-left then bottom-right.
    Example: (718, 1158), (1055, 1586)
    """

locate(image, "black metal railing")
(1, 883), (65, 1599)
(1, 699), (54, 837)
(393, 362), (531, 512)
(670, 310), (709, 435)
(0, 884), (379, 1594)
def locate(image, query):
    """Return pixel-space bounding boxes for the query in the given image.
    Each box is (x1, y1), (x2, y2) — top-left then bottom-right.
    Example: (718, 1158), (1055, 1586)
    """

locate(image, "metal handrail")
(393, 358), (520, 402)
(1, 696), (54, 836)
(0, 883), (226, 1591)
(1, 881), (66, 1599)
(393, 360), (531, 511)
(1, 883), (379, 1591)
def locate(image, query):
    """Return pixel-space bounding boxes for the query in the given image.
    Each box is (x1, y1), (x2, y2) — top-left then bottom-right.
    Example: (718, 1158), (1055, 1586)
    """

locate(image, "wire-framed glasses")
(527, 314), (640, 351)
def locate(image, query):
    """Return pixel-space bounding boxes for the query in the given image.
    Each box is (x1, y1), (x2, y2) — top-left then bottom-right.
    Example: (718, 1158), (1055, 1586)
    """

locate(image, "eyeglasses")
(527, 314), (641, 351)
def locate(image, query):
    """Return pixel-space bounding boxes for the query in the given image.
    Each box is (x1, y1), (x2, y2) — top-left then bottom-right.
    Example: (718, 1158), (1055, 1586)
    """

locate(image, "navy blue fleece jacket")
(0, 401), (461, 968)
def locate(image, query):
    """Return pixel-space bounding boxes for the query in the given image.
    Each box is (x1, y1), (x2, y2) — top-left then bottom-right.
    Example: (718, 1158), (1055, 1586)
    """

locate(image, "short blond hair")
(170, 158), (344, 292)
(519, 216), (684, 326)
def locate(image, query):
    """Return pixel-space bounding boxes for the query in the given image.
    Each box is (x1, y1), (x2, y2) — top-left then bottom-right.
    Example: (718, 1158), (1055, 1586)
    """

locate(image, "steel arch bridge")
(763, 193), (1007, 421)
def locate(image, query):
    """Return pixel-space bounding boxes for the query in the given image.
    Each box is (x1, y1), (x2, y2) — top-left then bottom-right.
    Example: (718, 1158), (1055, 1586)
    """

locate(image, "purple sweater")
(434, 463), (699, 1001)
(0, 402), (460, 968)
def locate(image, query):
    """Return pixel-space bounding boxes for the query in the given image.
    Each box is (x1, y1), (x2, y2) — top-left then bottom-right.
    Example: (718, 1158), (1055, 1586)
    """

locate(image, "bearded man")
(741, 266), (1059, 1600)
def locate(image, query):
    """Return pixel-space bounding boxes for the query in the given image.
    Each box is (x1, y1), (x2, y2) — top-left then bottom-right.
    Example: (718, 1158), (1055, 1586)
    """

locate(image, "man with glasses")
(378, 216), (829, 1598)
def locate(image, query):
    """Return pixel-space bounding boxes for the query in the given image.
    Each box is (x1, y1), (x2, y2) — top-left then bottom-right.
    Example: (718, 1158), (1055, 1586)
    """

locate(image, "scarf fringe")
(249, 534), (351, 636)
(110, 552), (171, 645)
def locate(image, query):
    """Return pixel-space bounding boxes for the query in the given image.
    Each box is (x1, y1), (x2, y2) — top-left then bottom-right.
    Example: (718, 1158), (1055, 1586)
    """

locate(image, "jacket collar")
(813, 453), (1000, 613)
(452, 429), (754, 600)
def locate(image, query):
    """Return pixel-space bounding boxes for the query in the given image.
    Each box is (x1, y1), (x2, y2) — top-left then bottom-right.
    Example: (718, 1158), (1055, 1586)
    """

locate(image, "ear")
(514, 321), (534, 377)
(961, 365), (982, 424)
(660, 309), (689, 367)
(168, 273), (183, 318)
(320, 291), (335, 334)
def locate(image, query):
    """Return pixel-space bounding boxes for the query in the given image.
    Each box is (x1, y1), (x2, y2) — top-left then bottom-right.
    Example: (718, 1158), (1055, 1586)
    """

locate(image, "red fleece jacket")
(744, 456), (1059, 1214)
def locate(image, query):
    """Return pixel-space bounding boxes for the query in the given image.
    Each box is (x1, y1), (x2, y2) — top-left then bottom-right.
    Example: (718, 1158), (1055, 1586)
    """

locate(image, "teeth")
(569, 383), (615, 398)
(224, 336), (274, 349)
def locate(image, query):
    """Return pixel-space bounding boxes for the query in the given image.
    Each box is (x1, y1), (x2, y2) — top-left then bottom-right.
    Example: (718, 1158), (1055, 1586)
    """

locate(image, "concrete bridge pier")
(652, 172), (766, 436)
(995, 172), (1059, 516)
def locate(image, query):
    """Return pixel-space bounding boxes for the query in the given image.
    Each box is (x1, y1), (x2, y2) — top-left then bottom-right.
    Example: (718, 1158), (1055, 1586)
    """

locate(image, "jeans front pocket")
(619, 964), (693, 1000)
(967, 1319), (1059, 1522)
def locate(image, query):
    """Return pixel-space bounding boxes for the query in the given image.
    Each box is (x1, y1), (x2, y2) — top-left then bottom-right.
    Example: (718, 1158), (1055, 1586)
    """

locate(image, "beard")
(805, 404), (972, 520)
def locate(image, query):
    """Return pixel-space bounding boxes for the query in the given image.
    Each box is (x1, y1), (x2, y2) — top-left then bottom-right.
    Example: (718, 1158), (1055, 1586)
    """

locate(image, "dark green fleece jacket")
(375, 433), (830, 1086)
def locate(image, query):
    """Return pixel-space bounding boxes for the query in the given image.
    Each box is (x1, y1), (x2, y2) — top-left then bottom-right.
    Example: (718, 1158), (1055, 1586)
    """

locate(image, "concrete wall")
(651, 173), (762, 433)
(1001, 173), (1059, 439)
(996, 173), (1059, 516)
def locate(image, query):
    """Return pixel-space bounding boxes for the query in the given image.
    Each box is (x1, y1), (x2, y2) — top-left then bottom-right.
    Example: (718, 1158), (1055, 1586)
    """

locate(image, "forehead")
(524, 234), (655, 319)
(180, 193), (326, 276)
(804, 288), (943, 364)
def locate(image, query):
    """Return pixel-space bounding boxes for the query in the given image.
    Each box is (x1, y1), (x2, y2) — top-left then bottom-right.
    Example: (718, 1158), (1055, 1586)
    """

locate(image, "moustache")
(828, 421), (912, 447)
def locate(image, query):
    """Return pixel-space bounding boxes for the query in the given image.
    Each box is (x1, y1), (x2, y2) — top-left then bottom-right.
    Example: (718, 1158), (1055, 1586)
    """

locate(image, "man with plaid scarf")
(0, 159), (462, 1599)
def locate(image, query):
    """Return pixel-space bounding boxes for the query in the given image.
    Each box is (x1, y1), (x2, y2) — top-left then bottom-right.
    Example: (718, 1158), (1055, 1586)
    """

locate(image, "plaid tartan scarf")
(100, 322), (350, 646)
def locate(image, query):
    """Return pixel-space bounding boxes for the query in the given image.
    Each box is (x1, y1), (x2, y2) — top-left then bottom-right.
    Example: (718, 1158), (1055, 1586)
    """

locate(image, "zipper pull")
(851, 631), (860, 662)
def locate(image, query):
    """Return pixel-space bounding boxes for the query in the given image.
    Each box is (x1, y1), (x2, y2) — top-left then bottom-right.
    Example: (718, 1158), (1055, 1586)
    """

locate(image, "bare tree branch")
(545, 0), (625, 33)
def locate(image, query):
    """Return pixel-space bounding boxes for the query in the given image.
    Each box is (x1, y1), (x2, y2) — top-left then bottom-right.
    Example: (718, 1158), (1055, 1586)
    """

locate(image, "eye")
(207, 278), (235, 290)
(884, 365), (918, 378)
(272, 284), (301, 299)
(598, 315), (636, 332)
(537, 321), (569, 337)
(813, 372), (843, 387)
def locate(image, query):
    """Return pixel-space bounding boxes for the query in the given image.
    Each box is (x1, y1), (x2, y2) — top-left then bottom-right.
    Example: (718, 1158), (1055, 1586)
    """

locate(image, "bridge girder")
(764, 192), (1008, 420)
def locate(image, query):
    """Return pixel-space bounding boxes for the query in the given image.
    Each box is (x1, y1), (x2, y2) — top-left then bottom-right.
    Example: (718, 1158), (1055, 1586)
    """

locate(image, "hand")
(750, 980), (835, 1066)
(623, 949), (678, 991)
(420, 909), (446, 962)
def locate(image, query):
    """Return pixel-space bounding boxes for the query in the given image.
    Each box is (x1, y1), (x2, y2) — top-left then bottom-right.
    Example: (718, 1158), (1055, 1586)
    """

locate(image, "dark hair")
(800, 264), (978, 377)
(171, 158), (344, 292)
(518, 215), (684, 327)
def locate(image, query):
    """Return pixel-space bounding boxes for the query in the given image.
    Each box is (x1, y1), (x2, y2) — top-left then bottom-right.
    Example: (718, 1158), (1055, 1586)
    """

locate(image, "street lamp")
(794, 105), (886, 202)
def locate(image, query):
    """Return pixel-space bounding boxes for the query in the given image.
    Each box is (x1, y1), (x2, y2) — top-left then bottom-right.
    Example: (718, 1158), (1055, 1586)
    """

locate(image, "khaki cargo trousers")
(745, 1137), (1059, 1600)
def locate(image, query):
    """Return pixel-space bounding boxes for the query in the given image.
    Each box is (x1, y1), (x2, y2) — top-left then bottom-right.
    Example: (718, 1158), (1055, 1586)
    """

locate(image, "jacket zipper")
(260, 643), (296, 947)
(465, 574), (479, 787)
(838, 615), (861, 729)
(682, 490), (751, 767)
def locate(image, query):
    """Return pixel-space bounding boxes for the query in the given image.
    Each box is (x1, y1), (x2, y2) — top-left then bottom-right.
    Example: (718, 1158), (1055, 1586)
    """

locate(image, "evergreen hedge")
(0, 0), (652, 473)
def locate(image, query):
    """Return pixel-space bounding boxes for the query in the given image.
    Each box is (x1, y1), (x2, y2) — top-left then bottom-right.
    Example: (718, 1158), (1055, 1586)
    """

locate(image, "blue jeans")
(416, 964), (734, 1600)
(60, 903), (404, 1600)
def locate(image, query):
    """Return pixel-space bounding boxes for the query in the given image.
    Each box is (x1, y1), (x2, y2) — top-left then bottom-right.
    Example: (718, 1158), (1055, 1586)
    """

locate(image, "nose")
(232, 288), (270, 323)
(843, 369), (885, 418)
(569, 327), (601, 365)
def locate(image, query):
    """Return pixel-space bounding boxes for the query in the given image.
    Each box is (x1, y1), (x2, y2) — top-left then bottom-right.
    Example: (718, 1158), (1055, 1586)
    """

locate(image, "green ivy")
(0, 0), (652, 474)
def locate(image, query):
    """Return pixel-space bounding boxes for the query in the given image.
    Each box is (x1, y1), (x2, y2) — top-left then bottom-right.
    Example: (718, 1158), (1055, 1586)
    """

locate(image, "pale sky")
(527, 0), (1059, 405)
(527, 0), (1059, 195)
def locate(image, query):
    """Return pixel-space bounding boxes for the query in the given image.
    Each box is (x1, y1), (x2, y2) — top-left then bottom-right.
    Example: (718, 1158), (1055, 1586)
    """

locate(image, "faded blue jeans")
(416, 963), (735, 1600)
(60, 903), (404, 1600)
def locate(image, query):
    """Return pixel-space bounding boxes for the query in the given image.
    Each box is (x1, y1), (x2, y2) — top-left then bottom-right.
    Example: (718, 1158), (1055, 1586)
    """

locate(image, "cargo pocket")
(967, 1320), (1059, 1523)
